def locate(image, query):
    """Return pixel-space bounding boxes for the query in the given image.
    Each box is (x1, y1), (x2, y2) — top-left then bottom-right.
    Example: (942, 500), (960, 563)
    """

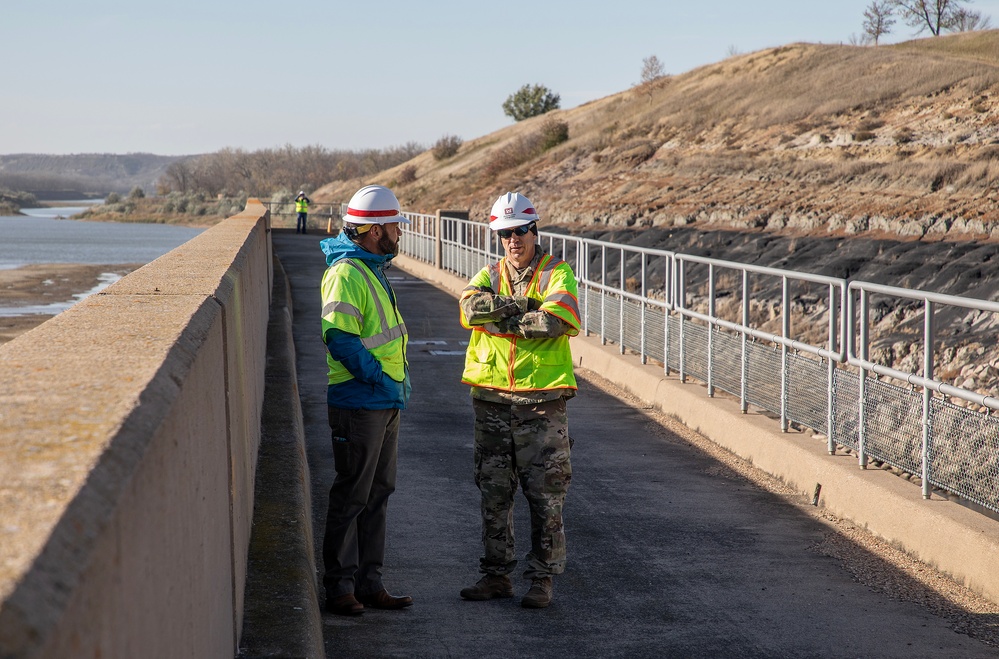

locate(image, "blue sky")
(5, 0), (998, 155)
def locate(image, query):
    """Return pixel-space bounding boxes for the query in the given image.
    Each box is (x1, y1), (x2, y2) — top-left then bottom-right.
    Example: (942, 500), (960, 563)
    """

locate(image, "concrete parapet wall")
(393, 253), (999, 608)
(0, 201), (273, 658)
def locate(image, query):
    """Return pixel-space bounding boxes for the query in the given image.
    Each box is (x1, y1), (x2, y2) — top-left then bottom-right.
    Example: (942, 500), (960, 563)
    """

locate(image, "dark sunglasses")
(497, 223), (535, 239)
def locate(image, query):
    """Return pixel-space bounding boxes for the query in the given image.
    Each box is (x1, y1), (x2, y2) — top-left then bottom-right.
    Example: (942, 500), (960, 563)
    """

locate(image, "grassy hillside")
(315, 30), (999, 241)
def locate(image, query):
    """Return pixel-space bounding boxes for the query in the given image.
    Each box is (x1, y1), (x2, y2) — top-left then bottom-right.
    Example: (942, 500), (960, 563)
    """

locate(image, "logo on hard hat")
(505, 207), (513, 216)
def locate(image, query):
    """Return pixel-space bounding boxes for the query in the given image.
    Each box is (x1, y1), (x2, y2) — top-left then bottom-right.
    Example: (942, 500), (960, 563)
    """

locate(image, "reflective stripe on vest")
(339, 259), (408, 351)
(462, 253), (576, 392)
(322, 299), (361, 320)
(487, 254), (580, 328)
(323, 258), (408, 385)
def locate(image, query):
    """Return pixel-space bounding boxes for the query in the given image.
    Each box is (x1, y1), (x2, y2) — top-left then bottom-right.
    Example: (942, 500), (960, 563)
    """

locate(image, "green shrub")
(105, 192), (122, 204)
(539, 116), (569, 151)
(502, 84), (560, 122)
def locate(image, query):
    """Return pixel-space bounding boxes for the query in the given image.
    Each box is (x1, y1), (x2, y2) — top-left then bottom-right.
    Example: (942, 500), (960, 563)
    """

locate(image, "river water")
(1, 204), (203, 268)
(0, 205), (204, 316)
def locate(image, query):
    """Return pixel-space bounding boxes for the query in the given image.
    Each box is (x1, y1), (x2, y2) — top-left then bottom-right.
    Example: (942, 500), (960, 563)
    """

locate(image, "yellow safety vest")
(321, 258), (408, 384)
(460, 253), (580, 393)
(296, 198), (309, 213)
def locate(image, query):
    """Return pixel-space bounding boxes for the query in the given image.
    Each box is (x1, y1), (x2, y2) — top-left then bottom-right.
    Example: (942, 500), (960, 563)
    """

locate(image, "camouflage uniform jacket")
(459, 247), (580, 405)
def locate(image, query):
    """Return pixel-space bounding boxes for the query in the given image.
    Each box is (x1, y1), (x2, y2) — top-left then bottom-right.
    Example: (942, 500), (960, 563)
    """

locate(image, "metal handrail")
(391, 208), (999, 512)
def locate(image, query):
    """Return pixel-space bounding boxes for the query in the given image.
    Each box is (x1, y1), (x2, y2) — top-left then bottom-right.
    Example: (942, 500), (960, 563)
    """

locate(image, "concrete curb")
(238, 256), (324, 658)
(393, 253), (999, 607)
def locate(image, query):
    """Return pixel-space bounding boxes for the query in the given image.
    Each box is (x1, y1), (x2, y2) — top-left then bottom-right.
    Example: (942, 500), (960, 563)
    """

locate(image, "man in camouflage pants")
(458, 192), (581, 609)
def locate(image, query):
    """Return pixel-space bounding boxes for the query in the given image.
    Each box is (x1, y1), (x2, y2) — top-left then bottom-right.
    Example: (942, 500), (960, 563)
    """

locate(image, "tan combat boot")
(521, 577), (553, 609)
(460, 574), (515, 600)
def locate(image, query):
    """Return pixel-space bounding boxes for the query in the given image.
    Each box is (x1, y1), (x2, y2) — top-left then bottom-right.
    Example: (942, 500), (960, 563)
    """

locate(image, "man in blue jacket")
(319, 184), (412, 616)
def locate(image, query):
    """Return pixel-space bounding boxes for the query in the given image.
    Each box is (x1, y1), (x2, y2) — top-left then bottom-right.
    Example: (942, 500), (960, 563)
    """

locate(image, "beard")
(378, 231), (399, 255)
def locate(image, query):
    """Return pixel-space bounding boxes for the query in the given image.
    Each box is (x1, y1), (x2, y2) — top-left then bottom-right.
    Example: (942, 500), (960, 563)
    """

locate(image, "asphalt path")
(273, 229), (997, 659)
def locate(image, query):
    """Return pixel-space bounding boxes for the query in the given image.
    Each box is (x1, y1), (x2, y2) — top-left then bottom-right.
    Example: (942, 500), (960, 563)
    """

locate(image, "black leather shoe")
(356, 589), (413, 610)
(326, 592), (364, 616)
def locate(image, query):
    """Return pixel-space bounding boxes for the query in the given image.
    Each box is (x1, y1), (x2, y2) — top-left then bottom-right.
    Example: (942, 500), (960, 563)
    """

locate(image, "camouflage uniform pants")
(472, 397), (572, 579)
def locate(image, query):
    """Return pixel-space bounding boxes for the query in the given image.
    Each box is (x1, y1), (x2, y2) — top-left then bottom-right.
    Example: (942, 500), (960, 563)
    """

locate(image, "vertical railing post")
(780, 276), (789, 432)
(708, 263), (715, 398)
(600, 245), (607, 346)
(741, 269), (749, 413)
(582, 240), (591, 337)
(922, 299), (934, 499)
(679, 259), (687, 384)
(858, 288), (869, 469)
(619, 247), (626, 355)
(664, 255), (672, 376)
(640, 252), (648, 365)
(434, 211), (443, 271)
(827, 283), (838, 455)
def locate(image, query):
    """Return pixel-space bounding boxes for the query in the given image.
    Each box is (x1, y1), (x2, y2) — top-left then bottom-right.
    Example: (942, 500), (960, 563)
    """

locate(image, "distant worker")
(458, 192), (581, 609)
(295, 190), (311, 234)
(319, 184), (413, 616)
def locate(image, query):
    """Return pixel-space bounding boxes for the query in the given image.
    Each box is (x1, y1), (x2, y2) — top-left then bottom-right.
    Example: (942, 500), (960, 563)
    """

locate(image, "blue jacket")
(320, 233), (411, 409)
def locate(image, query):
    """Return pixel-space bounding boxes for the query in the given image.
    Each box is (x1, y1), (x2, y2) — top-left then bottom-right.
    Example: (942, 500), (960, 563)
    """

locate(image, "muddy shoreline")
(0, 263), (141, 345)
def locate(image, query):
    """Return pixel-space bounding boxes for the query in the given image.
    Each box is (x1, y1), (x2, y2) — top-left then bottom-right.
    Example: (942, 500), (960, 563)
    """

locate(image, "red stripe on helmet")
(347, 207), (400, 217)
(523, 207), (536, 215)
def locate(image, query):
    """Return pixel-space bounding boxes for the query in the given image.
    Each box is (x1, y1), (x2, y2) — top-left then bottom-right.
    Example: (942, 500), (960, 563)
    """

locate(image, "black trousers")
(322, 406), (400, 599)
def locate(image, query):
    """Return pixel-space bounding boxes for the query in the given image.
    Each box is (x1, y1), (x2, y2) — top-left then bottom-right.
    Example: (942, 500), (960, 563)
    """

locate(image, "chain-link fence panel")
(863, 378), (923, 476)
(679, 320), (709, 383)
(710, 329), (744, 399)
(644, 305), (667, 365)
(929, 399), (999, 513)
(600, 293), (622, 346)
(667, 314), (680, 372)
(745, 340), (782, 415)
(787, 352), (830, 434)
(833, 369), (860, 451)
(622, 297), (645, 354)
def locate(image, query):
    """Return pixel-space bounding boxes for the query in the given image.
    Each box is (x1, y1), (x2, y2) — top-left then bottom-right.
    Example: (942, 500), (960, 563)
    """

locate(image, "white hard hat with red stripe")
(344, 185), (410, 225)
(489, 192), (539, 231)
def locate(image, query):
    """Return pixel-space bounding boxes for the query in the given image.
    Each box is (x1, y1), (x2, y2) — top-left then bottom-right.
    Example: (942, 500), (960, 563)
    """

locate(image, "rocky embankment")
(560, 224), (999, 410)
(312, 33), (999, 404)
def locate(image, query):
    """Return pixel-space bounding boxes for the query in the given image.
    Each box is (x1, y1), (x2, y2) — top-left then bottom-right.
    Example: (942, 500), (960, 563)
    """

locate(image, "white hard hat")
(298, 190), (304, 195)
(489, 192), (539, 231)
(344, 185), (410, 225)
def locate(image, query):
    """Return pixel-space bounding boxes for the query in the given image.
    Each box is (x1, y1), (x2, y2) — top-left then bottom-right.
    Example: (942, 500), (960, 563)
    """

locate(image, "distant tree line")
(156, 143), (426, 197)
(860, 0), (991, 45)
(0, 172), (112, 198)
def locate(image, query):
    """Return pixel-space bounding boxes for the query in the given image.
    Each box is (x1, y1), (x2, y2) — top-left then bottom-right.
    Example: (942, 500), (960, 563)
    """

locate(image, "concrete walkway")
(240, 229), (999, 658)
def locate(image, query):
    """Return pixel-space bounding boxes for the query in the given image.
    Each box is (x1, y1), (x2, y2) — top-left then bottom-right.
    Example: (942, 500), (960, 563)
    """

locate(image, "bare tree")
(951, 6), (992, 30)
(863, 0), (896, 44)
(889, 0), (976, 35)
(640, 55), (666, 85)
(161, 161), (192, 193)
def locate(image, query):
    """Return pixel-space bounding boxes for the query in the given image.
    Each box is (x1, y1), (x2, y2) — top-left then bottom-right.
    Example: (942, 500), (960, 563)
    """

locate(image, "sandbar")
(0, 263), (141, 345)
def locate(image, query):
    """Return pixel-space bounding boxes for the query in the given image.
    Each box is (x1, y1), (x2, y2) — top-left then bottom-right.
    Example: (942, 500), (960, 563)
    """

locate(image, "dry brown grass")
(312, 30), (999, 236)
